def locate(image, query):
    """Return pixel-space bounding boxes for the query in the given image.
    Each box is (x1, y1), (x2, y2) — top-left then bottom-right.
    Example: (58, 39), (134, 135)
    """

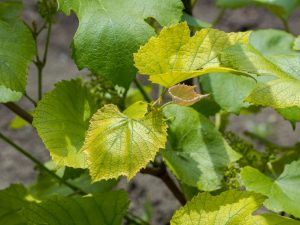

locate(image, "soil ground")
(1, 1), (300, 224)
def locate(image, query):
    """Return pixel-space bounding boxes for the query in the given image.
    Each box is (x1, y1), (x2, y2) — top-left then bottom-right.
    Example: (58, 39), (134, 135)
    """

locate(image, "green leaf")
(250, 29), (296, 55)
(0, 85), (22, 103)
(248, 30), (300, 123)
(220, 44), (300, 109)
(0, 184), (28, 225)
(192, 98), (221, 117)
(171, 190), (299, 225)
(221, 44), (291, 79)
(181, 13), (211, 29)
(247, 79), (300, 108)
(216, 0), (300, 19)
(241, 162), (300, 218)
(277, 106), (300, 127)
(294, 35), (300, 50)
(33, 79), (98, 168)
(30, 169), (118, 199)
(24, 190), (129, 225)
(83, 102), (167, 181)
(134, 22), (251, 87)
(163, 104), (240, 191)
(0, 0), (35, 93)
(200, 73), (256, 113)
(57, 0), (183, 89)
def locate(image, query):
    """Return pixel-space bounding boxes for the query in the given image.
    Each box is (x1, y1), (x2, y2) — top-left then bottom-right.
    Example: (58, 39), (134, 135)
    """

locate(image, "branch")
(3, 102), (33, 124)
(140, 165), (187, 205)
(133, 78), (151, 103)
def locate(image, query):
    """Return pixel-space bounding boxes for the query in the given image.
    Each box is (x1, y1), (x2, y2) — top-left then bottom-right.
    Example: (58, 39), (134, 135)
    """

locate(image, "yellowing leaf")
(168, 84), (209, 106)
(83, 103), (167, 181)
(247, 79), (300, 108)
(134, 22), (251, 87)
(171, 190), (300, 225)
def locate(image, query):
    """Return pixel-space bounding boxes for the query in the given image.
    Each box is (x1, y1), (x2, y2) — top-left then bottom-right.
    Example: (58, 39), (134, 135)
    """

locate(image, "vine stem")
(140, 165), (187, 205)
(33, 21), (52, 100)
(0, 131), (86, 194)
(280, 17), (291, 33)
(124, 212), (150, 225)
(3, 103), (33, 124)
(212, 9), (226, 27)
(133, 78), (151, 103)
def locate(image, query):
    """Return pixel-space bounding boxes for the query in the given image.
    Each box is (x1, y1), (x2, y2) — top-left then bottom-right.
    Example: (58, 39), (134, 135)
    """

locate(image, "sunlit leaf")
(0, 85), (22, 103)
(33, 79), (98, 168)
(57, 0), (183, 88)
(221, 44), (300, 109)
(83, 102), (167, 181)
(134, 22), (250, 87)
(241, 161), (300, 218)
(171, 190), (299, 225)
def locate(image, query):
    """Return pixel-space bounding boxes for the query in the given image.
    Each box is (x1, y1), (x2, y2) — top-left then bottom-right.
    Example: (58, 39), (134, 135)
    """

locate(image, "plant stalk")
(3, 103), (33, 124)
(0, 131), (86, 194)
(140, 165), (187, 205)
(133, 78), (151, 103)
(212, 9), (226, 27)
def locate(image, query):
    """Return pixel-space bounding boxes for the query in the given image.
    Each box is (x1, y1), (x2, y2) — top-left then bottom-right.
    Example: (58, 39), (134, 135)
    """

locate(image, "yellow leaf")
(83, 103), (167, 181)
(134, 22), (251, 87)
(168, 84), (209, 106)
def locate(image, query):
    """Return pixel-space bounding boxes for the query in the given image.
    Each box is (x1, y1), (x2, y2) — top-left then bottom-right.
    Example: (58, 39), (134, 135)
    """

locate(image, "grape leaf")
(251, 29), (296, 55)
(200, 73), (256, 113)
(294, 35), (300, 50)
(250, 30), (300, 123)
(23, 190), (129, 225)
(134, 22), (250, 87)
(216, 0), (300, 19)
(241, 162), (300, 218)
(57, 0), (183, 89)
(171, 190), (300, 225)
(33, 79), (98, 168)
(0, 184), (28, 225)
(0, 0), (35, 93)
(163, 104), (240, 191)
(181, 13), (211, 29)
(0, 85), (22, 103)
(247, 79), (300, 109)
(83, 102), (167, 181)
(30, 169), (118, 199)
(220, 44), (300, 108)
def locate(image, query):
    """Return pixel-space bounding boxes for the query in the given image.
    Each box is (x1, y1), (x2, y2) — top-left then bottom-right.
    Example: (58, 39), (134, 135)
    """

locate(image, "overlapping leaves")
(0, 184), (128, 225)
(241, 160), (300, 218)
(83, 102), (167, 181)
(221, 30), (300, 109)
(171, 190), (299, 225)
(134, 22), (250, 87)
(33, 79), (98, 168)
(163, 104), (240, 191)
(57, 0), (183, 88)
(24, 191), (129, 225)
